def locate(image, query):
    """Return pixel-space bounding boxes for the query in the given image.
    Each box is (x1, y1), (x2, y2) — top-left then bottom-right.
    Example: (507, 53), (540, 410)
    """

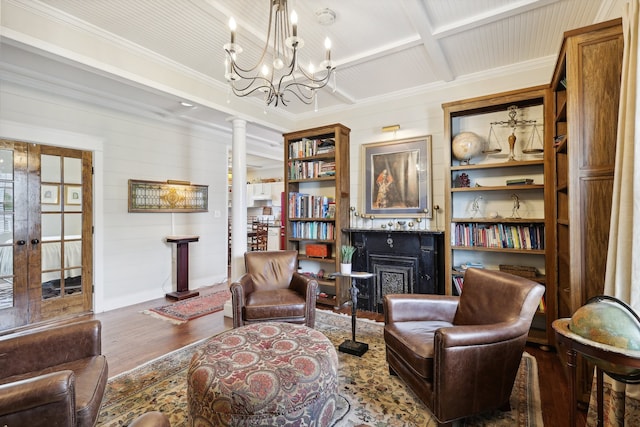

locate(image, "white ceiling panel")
(1, 0), (625, 169)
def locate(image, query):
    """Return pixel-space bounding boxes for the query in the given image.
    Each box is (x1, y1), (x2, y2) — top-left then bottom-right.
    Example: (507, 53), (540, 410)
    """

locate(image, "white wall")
(0, 81), (230, 312)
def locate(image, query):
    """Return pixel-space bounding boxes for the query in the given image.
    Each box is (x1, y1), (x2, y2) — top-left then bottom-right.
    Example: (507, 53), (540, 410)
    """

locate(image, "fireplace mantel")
(345, 229), (445, 313)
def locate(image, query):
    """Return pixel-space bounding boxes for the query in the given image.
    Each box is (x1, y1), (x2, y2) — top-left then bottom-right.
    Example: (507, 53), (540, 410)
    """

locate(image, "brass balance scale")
(484, 105), (544, 160)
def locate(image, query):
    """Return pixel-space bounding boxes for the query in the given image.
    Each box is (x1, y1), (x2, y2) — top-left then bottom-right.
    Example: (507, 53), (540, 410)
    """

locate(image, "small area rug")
(97, 310), (543, 426)
(142, 289), (230, 324)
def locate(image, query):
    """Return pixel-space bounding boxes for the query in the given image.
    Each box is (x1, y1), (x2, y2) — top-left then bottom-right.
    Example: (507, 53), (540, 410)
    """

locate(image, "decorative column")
(230, 118), (248, 281)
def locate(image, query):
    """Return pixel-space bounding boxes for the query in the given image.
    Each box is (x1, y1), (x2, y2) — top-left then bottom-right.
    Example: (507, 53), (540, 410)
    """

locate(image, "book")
(506, 178), (534, 185)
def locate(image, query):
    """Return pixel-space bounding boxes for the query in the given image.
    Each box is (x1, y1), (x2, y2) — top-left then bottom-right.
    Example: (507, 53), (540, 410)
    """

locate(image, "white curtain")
(587, 1), (640, 425)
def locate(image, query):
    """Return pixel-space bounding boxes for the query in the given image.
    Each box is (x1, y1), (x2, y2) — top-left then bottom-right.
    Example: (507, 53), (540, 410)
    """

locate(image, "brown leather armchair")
(230, 250), (318, 328)
(383, 268), (545, 426)
(0, 319), (108, 427)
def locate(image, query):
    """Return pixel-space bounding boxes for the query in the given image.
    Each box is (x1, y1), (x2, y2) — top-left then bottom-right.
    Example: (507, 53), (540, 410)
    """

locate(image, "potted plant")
(340, 245), (356, 274)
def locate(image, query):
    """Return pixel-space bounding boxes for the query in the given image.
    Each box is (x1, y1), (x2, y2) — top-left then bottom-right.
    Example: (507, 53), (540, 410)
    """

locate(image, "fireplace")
(347, 229), (444, 312)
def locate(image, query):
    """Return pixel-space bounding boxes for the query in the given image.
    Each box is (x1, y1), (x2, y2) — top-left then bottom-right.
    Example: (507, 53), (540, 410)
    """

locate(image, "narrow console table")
(336, 271), (373, 357)
(166, 235), (200, 300)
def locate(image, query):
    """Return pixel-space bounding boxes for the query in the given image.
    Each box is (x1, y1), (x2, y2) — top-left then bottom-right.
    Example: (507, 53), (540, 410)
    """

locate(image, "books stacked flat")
(506, 178), (533, 185)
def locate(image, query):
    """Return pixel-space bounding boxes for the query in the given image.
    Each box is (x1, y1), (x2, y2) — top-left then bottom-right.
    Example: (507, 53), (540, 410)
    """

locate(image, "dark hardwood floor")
(91, 284), (584, 427)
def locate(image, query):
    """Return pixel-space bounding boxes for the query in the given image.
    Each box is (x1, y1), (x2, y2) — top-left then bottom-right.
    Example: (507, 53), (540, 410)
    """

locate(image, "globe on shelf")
(452, 131), (484, 164)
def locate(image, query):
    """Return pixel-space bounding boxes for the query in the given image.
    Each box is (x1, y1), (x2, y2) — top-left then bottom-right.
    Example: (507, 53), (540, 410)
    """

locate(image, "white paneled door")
(0, 140), (93, 331)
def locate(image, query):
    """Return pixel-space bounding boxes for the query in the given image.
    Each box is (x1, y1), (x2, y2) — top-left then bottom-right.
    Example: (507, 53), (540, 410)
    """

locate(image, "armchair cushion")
(244, 288), (307, 321)
(231, 250), (318, 328)
(0, 320), (108, 427)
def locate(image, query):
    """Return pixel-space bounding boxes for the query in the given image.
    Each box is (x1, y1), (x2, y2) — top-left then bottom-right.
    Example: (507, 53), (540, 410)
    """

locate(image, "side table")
(166, 235), (200, 300)
(336, 272), (373, 356)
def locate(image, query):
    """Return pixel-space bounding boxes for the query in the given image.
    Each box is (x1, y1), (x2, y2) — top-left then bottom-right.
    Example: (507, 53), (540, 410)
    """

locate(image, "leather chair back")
(453, 268), (543, 331)
(245, 250), (297, 291)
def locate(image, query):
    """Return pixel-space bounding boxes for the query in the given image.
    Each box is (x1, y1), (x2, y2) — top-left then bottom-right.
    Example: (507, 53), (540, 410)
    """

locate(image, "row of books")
(288, 160), (336, 180)
(452, 223), (545, 250)
(453, 275), (464, 295)
(288, 192), (335, 219)
(288, 138), (335, 159)
(289, 221), (335, 240)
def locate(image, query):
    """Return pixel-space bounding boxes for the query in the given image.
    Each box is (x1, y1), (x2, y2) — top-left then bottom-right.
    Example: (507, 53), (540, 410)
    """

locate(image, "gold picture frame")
(65, 185), (82, 205)
(41, 184), (59, 205)
(361, 135), (433, 218)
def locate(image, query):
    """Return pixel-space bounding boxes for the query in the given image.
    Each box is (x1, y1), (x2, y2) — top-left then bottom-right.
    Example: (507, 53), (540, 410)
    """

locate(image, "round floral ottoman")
(187, 322), (338, 427)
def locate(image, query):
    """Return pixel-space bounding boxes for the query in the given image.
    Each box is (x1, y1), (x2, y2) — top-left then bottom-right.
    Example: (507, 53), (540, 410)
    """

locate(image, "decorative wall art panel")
(128, 179), (208, 213)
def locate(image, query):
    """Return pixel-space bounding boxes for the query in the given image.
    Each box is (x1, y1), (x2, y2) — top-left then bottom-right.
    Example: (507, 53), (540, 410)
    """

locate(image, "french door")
(0, 140), (93, 331)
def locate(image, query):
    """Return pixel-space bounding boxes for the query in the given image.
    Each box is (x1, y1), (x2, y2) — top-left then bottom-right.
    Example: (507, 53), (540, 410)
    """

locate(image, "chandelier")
(223, 0), (335, 107)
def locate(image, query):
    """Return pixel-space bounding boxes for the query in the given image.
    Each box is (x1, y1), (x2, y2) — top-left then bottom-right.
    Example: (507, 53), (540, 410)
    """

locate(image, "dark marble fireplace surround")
(346, 229), (445, 313)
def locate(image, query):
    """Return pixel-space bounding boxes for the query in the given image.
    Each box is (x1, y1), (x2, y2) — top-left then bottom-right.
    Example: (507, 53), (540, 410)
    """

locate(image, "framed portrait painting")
(362, 136), (433, 218)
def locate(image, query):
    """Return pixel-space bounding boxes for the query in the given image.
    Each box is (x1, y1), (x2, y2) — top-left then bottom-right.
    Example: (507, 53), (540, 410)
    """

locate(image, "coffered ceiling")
(0, 0), (624, 169)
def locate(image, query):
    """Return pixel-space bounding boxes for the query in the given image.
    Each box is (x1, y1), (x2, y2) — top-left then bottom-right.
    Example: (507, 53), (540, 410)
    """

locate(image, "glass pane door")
(41, 154), (83, 299)
(0, 140), (28, 330)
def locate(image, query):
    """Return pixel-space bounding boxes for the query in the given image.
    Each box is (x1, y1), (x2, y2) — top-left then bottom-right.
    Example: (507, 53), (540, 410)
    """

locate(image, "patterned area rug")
(142, 289), (231, 324)
(97, 310), (543, 426)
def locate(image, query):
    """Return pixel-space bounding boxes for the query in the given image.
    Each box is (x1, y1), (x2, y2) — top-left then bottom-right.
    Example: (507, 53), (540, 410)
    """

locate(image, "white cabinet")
(247, 182), (284, 207)
(271, 182), (284, 206)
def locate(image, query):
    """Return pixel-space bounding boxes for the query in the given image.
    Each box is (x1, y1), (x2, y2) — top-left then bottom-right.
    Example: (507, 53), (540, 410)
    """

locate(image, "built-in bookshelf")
(549, 19), (622, 403)
(442, 85), (555, 347)
(283, 124), (350, 308)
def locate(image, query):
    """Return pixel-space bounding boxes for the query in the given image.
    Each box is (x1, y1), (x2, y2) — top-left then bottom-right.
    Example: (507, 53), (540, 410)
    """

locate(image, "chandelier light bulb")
(273, 57), (284, 70)
(324, 37), (332, 62)
(229, 17), (237, 44)
(291, 10), (298, 37)
(261, 64), (270, 76)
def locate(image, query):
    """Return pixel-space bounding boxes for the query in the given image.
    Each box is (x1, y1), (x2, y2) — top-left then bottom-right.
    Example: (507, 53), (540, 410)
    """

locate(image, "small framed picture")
(65, 185), (82, 205)
(41, 184), (59, 205)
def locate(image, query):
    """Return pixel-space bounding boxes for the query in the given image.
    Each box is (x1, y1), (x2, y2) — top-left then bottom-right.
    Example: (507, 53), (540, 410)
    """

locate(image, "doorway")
(0, 140), (93, 331)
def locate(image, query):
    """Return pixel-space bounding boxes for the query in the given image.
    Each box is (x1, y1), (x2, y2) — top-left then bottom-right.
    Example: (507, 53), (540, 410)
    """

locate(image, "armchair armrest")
(289, 272), (318, 296)
(0, 370), (76, 426)
(384, 294), (459, 324)
(230, 274), (256, 328)
(290, 273), (318, 328)
(436, 320), (529, 348)
(230, 274), (255, 304)
(0, 320), (101, 379)
(433, 321), (531, 419)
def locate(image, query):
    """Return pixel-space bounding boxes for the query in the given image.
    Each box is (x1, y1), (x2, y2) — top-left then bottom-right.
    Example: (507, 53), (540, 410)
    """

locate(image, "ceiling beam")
(431, 0), (561, 39)
(401, 1), (454, 82)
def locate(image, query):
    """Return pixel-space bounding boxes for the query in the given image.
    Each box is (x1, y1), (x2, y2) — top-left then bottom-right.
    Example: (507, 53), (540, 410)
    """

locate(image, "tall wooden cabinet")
(550, 19), (623, 402)
(443, 85), (555, 346)
(283, 124), (350, 307)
